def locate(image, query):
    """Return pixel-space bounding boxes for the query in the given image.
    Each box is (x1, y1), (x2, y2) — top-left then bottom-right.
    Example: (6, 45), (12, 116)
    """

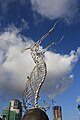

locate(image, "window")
(13, 100), (19, 109)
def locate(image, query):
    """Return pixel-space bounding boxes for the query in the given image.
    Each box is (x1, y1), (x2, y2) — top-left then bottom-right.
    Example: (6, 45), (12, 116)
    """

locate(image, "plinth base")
(22, 108), (49, 120)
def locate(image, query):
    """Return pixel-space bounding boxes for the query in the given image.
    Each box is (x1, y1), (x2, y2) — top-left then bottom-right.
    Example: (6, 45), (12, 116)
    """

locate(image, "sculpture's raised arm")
(37, 18), (61, 45)
(21, 47), (31, 53)
(44, 35), (64, 51)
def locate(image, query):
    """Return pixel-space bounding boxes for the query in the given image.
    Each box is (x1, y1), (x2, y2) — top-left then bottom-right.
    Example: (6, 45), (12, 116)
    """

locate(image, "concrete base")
(22, 108), (49, 120)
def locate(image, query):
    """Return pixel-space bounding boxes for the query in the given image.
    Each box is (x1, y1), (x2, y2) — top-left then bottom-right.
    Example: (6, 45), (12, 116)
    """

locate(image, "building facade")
(2, 99), (22, 120)
(53, 106), (62, 120)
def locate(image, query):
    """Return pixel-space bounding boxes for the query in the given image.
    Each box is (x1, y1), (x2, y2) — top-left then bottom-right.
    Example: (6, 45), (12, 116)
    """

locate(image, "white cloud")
(31, 0), (79, 24)
(41, 49), (79, 98)
(0, 25), (34, 97)
(0, 24), (80, 100)
(76, 96), (80, 103)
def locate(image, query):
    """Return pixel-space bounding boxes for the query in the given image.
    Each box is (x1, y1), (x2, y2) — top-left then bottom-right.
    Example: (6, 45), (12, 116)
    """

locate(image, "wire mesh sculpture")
(21, 19), (63, 111)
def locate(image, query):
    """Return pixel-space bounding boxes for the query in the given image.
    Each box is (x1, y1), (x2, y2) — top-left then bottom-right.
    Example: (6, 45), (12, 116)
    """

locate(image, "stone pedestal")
(22, 108), (49, 120)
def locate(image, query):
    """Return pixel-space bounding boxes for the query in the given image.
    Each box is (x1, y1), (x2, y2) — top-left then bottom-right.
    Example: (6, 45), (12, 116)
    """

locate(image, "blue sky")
(0, 0), (80, 120)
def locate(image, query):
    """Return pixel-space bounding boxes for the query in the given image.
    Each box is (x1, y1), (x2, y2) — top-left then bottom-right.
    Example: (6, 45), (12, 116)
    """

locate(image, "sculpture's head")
(30, 43), (39, 52)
